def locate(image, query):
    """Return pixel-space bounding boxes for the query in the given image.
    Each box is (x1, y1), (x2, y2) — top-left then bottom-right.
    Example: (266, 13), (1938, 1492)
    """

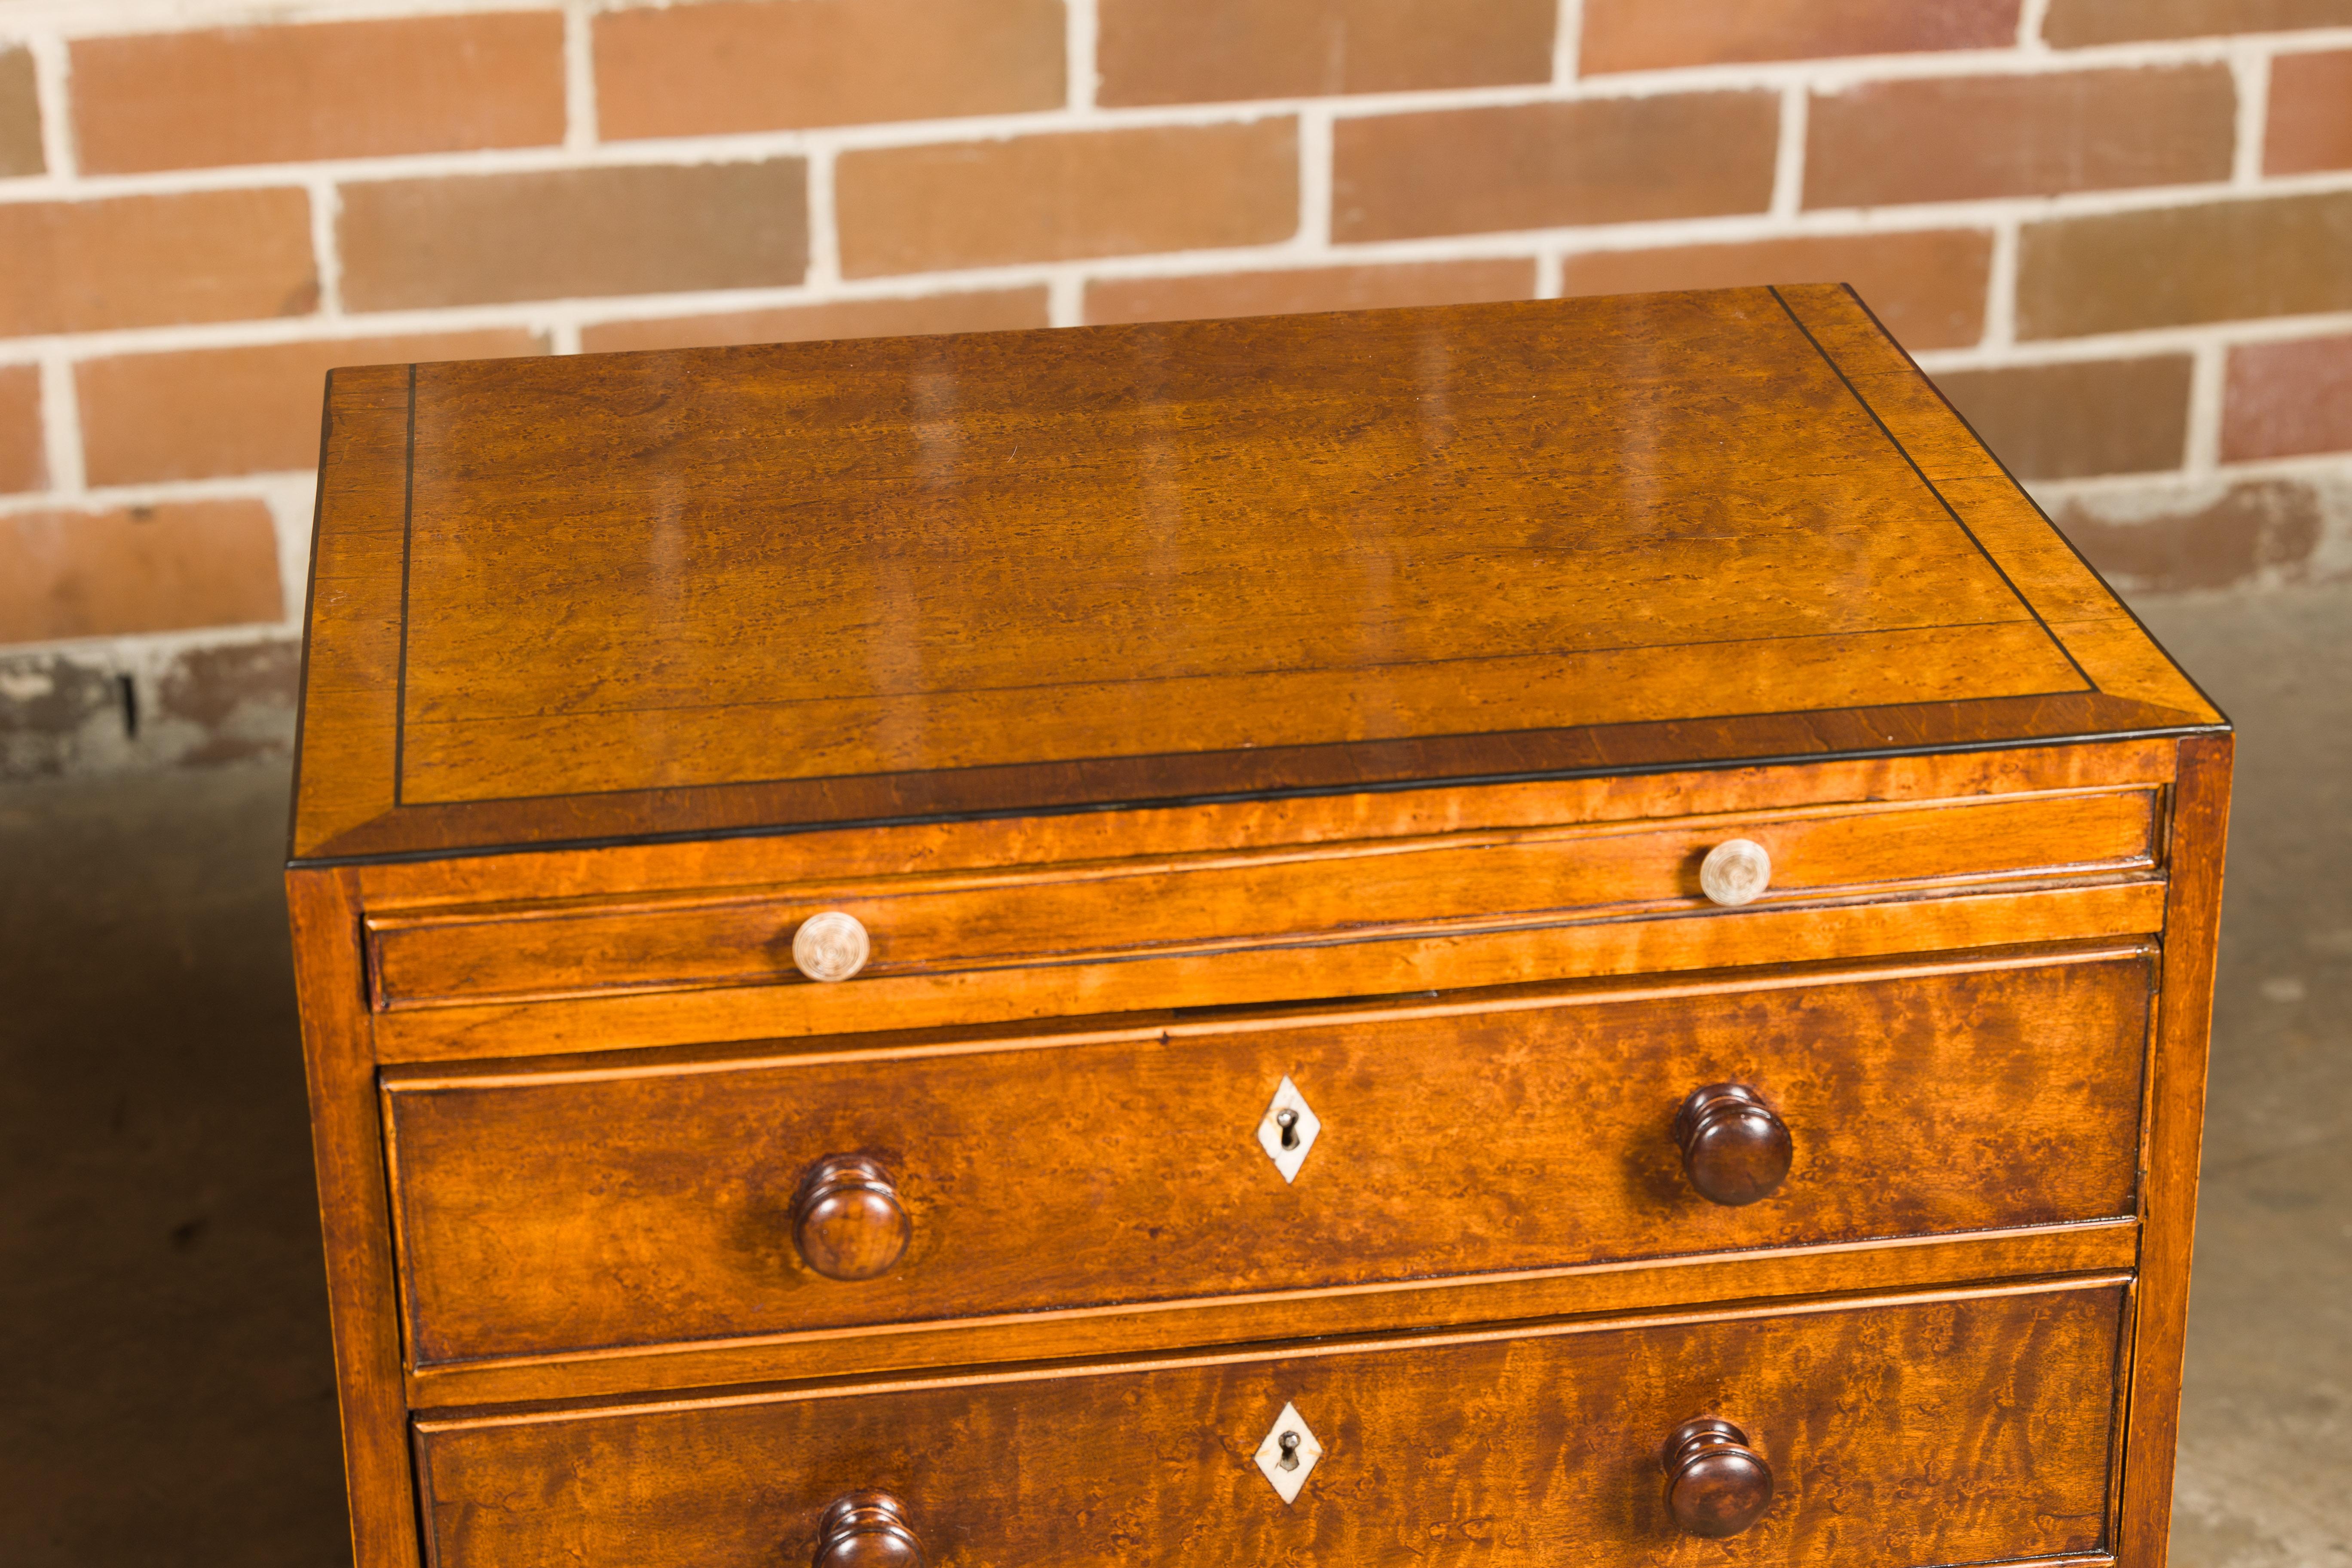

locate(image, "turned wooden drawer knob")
(1673, 1083), (1792, 1207)
(793, 911), (871, 983)
(814, 1492), (923, 1568)
(793, 1157), (910, 1281)
(1661, 1418), (1773, 1539)
(1699, 838), (1771, 906)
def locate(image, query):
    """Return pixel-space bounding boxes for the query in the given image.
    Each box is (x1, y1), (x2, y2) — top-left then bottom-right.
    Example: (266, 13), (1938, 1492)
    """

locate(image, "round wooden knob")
(1660, 1418), (1773, 1538)
(793, 1157), (910, 1281)
(1698, 839), (1771, 906)
(793, 911), (870, 983)
(813, 1492), (923, 1568)
(1673, 1083), (1792, 1207)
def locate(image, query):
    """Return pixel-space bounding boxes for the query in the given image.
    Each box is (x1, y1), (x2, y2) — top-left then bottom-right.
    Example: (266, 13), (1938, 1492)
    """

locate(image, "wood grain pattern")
(288, 290), (2222, 862)
(411, 1282), (2128, 1568)
(351, 741), (2177, 912)
(288, 366), (409, 858)
(281, 289), (2230, 1568)
(383, 955), (2149, 1370)
(395, 291), (2067, 799)
(2118, 733), (2234, 1568)
(404, 1218), (2140, 1411)
(368, 879), (2168, 1064)
(284, 868), (420, 1568)
(1773, 286), (2220, 726)
(365, 787), (2157, 1010)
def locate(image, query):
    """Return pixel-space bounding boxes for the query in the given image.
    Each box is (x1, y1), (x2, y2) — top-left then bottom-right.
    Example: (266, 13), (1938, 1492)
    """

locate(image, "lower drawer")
(413, 1280), (2127, 1568)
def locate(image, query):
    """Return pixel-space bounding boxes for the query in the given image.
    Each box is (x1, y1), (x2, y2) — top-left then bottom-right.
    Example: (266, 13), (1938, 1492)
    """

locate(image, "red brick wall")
(3, 0), (2350, 771)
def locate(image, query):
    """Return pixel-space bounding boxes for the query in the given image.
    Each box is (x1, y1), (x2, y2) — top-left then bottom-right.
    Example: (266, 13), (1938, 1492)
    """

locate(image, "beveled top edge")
(288, 285), (2224, 864)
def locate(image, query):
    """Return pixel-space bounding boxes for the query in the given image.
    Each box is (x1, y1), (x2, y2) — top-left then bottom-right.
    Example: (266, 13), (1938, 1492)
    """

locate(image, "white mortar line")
(1295, 104), (1333, 249)
(261, 475), (318, 630)
(1064, 0), (1097, 113)
(1552, 0), (1583, 83)
(34, 352), (82, 493)
(2230, 44), (2269, 184)
(2044, 450), (2352, 493)
(2017, 0), (2053, 51)
(306, 177), (343, 316)
(1914, 308), (2352, 368)
(1983, 219), (2020, 350)
(1, 0), (2345, 78)
(802, 144), (841, 290)
(2184, 341), (2229, 475)
(0, 469), (326, 519)
(562, 0), (597, 152)
(1769, 83), (1807, 220)
(25, 31), (72, 178)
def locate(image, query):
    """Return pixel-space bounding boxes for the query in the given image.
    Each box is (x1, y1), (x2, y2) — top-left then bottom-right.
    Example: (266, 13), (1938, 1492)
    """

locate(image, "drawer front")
(413, 1282), (2126, 1568)
(367, 787), (2158, 1011)
(384, 951), (2149, 1369)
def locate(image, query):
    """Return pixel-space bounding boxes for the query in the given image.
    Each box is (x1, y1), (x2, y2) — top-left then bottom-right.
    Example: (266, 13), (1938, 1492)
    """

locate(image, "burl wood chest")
(287, 285), (2230, 1568)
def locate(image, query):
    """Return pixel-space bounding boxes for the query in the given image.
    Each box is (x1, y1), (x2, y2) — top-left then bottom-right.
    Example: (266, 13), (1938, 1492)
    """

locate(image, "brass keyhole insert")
(1275, 1109), (1301, 1150)
(1277, 1431), (1302, 1470)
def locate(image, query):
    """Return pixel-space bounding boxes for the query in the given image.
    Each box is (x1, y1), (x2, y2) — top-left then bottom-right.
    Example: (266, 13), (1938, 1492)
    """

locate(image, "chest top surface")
(289, 283), (2220, 862)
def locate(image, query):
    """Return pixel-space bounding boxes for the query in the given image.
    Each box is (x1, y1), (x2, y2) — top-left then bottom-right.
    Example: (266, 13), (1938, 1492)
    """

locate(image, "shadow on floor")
(1, 583), (2345, 1565)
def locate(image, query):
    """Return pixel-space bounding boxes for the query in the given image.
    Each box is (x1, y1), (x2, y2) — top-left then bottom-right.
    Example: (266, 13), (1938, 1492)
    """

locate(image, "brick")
(0, 190), (316, 337)
(340, 161), (807, 311)
(0, 502), (282, 644)
(1807, 68), (2235, 209)
(2223, 335), (2352, 461)
(70, 14), (563, 175)
(0, 364), (41, 493)
(1086, 258), (1536, 326)
(0, 45), (41, 177)
(1558, 231), (1992, 351)
(580, 288), (1050, 353)
(1582, 0), (2017, 74)
(597, 0), (1061, 140)
(2052, 479), (2324, 592)
(1333, 95), (1782, 243)
(1099, 0), (1553, 106)
(2044, 0), (2352, 46)
(2018, 190), (2352, 338)
(78, 330), (546, 488)
(2266, 49), (2352, 175)
(1335, 93), (1776, 242)
(838, 121), (1297, 277)
(1936, 356), (2192, 480)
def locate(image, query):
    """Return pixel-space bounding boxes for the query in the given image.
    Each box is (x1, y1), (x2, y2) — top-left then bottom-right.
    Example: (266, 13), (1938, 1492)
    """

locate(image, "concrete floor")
(1, 584), (2346, 1566)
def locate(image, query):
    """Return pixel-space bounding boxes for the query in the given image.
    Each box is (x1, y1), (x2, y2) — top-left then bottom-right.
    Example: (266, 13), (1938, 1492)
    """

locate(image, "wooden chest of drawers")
(288, 285), (2230, 1568)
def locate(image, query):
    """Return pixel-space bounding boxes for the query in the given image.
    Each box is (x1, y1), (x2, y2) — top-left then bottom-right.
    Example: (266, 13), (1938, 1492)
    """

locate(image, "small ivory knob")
(1699, 839), (1772, 907)
(793, 1156), (911, 1281)
(793, 911), (870, 983)
(813, 1492), (923, 1568)
(1661, 1418), (1774, 1538)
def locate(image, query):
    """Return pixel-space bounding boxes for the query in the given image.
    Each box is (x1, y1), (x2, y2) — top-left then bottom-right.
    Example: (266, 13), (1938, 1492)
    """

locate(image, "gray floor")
(1, 585), (2346, 1565)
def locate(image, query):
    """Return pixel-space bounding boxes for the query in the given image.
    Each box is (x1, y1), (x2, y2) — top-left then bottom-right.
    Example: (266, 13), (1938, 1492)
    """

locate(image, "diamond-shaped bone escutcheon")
(1252, 1401), (1323, 1504)
(1255, 1076), (1320, 1184)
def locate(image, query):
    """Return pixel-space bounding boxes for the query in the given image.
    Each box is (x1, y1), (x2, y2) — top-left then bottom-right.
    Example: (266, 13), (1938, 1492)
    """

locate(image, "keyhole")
(1275, 1108), (1300, 1150)
(1277, 1431), (1302, 1471)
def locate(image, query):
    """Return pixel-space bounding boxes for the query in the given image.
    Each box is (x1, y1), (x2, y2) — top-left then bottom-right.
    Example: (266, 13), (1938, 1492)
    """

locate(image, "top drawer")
(368, 788), (2158, 1018)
